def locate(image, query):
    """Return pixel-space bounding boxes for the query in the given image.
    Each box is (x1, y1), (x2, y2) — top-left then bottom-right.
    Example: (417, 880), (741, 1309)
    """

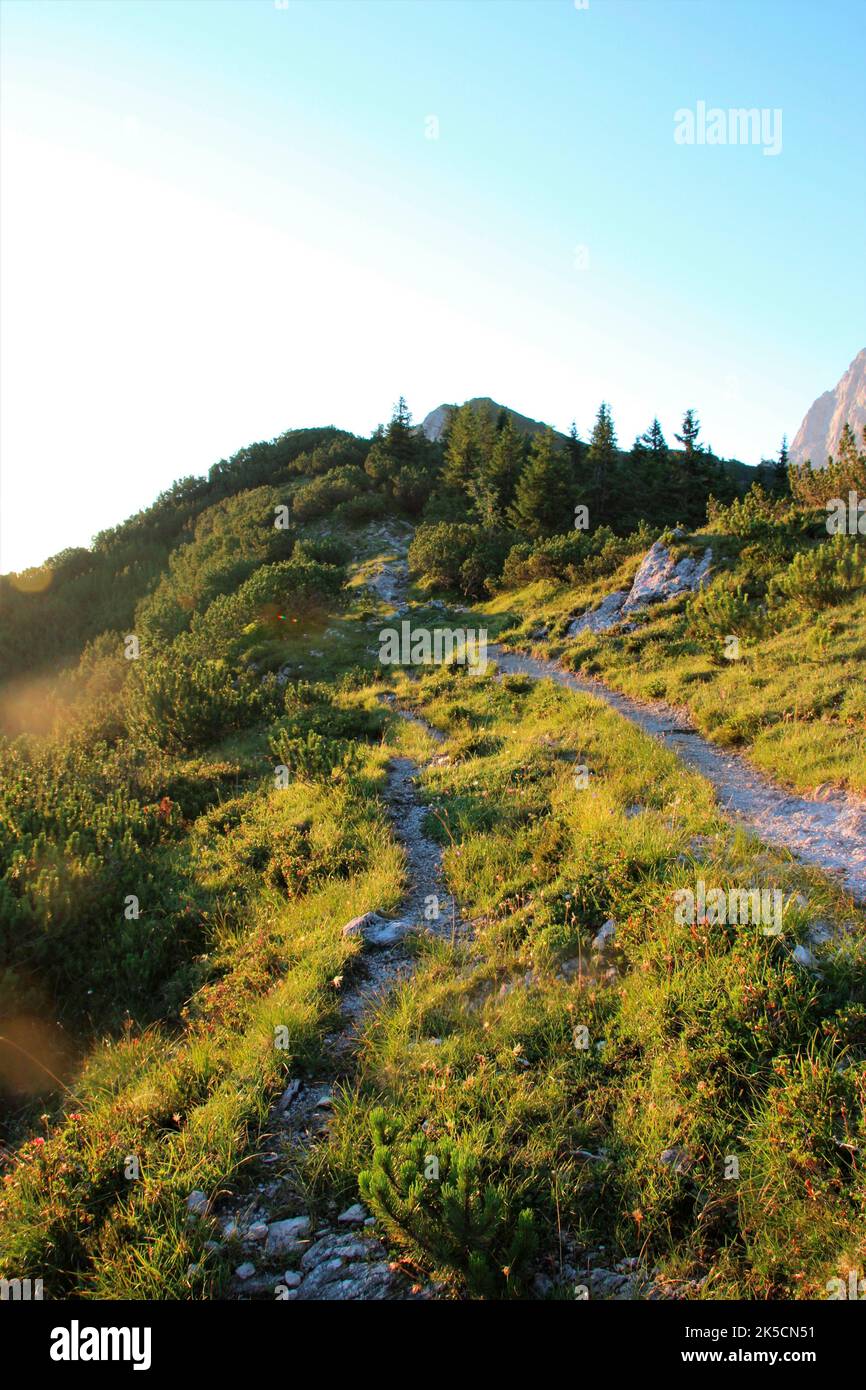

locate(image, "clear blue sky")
(2, 0), (864, 572)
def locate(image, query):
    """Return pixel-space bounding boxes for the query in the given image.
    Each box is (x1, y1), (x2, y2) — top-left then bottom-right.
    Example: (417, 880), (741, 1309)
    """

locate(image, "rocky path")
(493, 645), (866, 903)
(206, 700), (461, 1301)
(198, 547), (863, 1302)
(362, 544), (866, 901)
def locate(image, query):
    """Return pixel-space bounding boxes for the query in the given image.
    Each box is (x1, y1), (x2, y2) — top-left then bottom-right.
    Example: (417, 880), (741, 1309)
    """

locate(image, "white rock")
(186, 1190), (208, 1217)
(276, 1079), (302, 1112)
(283, 1270), (302, 1288)
(235, 1262), (256, 1280)
(341, 911), (379, 939)
(623, 543), (712, 613)
(247, 1223), (268, 1243)
(341, 910), (407, 944)
(593, 919), (616, 951)
(337, 1203), (367, 1225)
(266, 1216), (311, 1257)
(659, 1146), (691, 1173)
(569, 543), (713, 639)
(807, 921), (833, 946)
(567, 590), (629, 637)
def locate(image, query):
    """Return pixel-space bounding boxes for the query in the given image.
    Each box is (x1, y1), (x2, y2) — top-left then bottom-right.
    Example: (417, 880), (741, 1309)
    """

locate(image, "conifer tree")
(364, 397), (435, 507)
(441, 402), (494, 498)
(673, 408), (709, 524)
(469, 416), (526, 523)
(585, 402), (619, 527)
(774, 435), (790, 494)
(628, 417), (672, 523)
(508, 428), (573, 538)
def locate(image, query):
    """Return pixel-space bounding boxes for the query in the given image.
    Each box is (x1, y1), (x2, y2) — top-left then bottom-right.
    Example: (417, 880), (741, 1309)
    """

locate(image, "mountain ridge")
(419, 396), (567, 443)
(790, 347), (866, 467)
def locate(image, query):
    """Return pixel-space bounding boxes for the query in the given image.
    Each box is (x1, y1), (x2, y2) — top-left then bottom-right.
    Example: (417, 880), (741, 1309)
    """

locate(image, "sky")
(1, 0), (864, 574)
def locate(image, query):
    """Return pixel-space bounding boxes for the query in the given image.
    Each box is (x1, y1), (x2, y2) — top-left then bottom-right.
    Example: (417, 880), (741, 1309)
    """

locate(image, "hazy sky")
(2, 0), (864, 573)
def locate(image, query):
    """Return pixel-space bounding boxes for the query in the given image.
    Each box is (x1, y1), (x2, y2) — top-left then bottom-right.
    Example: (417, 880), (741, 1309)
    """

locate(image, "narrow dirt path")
(359, 546), (866, 900)
(331, 701), (463, 1051)
(213, 701), (461, 1301)
(493, 644), (866, 903)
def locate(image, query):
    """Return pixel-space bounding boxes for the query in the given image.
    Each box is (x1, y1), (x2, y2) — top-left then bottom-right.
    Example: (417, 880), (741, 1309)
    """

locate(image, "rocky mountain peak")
(790, 347), (866, 468)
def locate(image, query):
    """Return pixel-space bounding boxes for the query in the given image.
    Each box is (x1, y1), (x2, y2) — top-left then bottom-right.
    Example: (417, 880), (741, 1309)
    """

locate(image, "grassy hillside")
(484, 499), (866, 794)
(1, 403), (864, 1301)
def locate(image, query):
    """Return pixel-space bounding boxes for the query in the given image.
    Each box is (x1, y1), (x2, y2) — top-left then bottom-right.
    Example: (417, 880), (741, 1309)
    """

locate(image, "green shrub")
(293, 535), (352, 567)
(333, 492), (388, 523)
(267, 728), (361, 784)
(409, 523), (512, 597)
(291, 466), (370, 522)
(189, 557), (345, 654)
(686, 573), (765, 646)
(275, 682), (387, 742)
(768, 534), (866, 611)
(706, 483), (790, 539)
(126, 646), (282, 752)
(499, 525), (643, 590)
(358, 1108), (537, 1297)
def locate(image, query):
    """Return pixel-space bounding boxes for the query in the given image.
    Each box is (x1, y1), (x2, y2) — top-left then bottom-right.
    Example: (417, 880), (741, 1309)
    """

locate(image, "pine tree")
(585, 402), (619, 527)
(774, 435), (790, 494)
(640, 417), (668, 458)
(441, 402), (494, 498)
(508, 429), (573, 538)
(469, 416), (526, 524)
(675, 408), (702, 466)
(565, 421), (586, 470)
(673, 408), (709, 524)
(364, 397), (435, 505)
(626, 417), (671, 524)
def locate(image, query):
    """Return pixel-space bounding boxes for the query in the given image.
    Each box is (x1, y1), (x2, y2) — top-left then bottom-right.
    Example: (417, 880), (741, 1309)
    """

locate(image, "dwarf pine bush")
(685, 572), (765, 648)
(268, 728), (361, 784)
(126, 647), (281, 753)
(768, 534), (866, 611)
(358, 1108), (537, 1297)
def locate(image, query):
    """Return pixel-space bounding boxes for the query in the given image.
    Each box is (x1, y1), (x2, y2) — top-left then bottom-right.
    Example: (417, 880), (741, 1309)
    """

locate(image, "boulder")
(622, 542), (712, 613)
(566, 543), (712, 638)
(265, 1215), (311, 1258)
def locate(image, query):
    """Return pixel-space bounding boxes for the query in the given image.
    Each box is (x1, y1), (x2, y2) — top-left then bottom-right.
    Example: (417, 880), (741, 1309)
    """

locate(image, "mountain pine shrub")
(267, 728), (361, 784)
(358, 1108), (537, 1297)
(767, 534), (866, 611)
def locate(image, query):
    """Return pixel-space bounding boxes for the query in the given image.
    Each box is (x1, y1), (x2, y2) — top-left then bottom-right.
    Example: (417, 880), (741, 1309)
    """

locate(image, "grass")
(480, 527), (866, 795)
(0, 702), (406, 1298)
(304, 663), (866, 1299)
(2, 514), (864, 1302)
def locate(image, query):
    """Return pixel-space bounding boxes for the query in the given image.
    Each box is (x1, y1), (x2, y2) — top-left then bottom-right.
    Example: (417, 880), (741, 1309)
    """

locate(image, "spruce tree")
(774, 435), (790, 494)
(585, 402), (619, 528)
(364, 397), (434, 501)
(470, 416), (526, 523)
(508, 429), (573, 538)
(441, 402), (494, 500)
(673, 408), (708, 524)
(627, 418), (669, 524)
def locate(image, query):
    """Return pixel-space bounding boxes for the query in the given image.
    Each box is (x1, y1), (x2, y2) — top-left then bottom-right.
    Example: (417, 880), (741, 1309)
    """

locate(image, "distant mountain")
(790, 348), (866, 468)
(420, 397), (566, 443)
